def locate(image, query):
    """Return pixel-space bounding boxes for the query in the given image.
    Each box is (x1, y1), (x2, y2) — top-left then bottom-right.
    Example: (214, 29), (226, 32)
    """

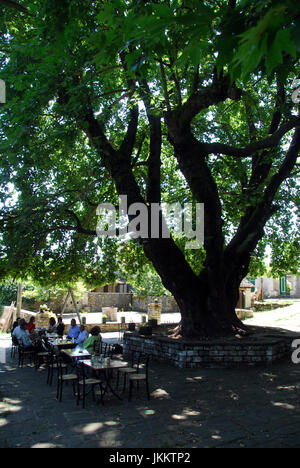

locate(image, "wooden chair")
(76, 362), (104, 408)
(128, 353), (151, 401)
(56, 356), (78, 402)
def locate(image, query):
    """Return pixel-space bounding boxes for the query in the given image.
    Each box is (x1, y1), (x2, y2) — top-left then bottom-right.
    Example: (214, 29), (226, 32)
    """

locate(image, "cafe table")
(48, 338), (77, 350)
(61, 347), (91, 359)
(81, 359), (129, 401)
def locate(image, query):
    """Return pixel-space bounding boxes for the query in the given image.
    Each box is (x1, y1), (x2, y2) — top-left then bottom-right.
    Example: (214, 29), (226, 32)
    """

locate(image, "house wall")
(256, 276), (300, 298)
(86, 292), (132, 311)
(287, 275), (300, 297)
(255, 277), (280, 298)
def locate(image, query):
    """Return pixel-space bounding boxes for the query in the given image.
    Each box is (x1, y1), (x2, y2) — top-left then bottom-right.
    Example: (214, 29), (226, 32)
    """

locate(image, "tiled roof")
(240, 278), (255, 288)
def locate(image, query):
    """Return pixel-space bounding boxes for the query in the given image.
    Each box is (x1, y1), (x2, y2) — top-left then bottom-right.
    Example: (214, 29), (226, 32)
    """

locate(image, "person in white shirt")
(14, 321), (34, 349)
(12, 319), (29, 341)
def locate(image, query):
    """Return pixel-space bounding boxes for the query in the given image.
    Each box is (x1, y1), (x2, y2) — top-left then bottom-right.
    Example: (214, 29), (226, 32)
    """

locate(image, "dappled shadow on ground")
(1, 352), (300, 448)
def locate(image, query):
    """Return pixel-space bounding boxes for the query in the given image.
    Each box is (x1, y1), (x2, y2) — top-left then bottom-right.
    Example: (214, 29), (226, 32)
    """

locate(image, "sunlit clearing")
(172, 414), (187, 420)
(186, 376), (204, 383)
(0, 399), (22, 413)
(104, 420), (120, 427)
(211, 434), (222, 440)
(31, 442), (61, 448)
(80, 422), (104, 434)
(139, 408), (156, 417)
(99, 429), (121, 448)
(151, 388), (170, 399)
(183, 409), (201, 417)
(272, 402), (295, 410)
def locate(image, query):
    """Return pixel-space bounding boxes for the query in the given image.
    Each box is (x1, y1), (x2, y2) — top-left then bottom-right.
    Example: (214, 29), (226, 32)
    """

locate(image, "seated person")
(12, 318), (28, 340)
(47, 317), (57, 334)
(67, 319), (80, 340)
(83, 326), (102, 354)
(27, 316), (36, 334)
(76, 324), (89, 345)
(56, 316), (65, 337)
(11, 317), (21, 334)
(15, 321), (35, 350)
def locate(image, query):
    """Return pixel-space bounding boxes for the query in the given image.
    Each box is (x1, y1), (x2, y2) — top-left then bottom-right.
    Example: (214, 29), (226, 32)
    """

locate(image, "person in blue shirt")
(76, 324), (89, 345)
(67, 319), (80, 340)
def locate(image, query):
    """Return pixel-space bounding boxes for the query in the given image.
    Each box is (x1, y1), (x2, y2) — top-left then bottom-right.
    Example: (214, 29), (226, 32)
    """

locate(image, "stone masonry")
(123, 332), (293, 368)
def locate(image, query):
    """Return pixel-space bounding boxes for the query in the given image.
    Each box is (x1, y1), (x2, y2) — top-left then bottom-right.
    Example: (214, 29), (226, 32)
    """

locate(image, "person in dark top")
(56, 316), (65, 337)
(11, 317), (21, 334)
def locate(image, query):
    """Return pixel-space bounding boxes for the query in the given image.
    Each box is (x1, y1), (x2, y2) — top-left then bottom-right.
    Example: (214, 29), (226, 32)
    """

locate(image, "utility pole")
(16, 282), (23, 319)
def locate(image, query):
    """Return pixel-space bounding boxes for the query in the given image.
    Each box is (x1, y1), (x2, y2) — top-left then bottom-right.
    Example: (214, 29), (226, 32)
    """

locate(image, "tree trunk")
(142, 237), (248, 339)
(175, 291), (247, 339)
(16, 282), (23, 319)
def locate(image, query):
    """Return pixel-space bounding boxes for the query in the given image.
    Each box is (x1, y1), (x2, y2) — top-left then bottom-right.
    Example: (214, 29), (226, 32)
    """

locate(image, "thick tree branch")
(0, 0), (32, 15)
(65, 208), (97, 236)
(225, 127), (300, 261)
(139, 78), (162, 204)
(159, 60), (171, 112)
(269, 74), (285, 135)
(175, 73), (242, 132)
(165, 121), (225, 267)
(200, 117), (300, 157)
(119, 105), (139, 159)
(264, 127), (300, 203)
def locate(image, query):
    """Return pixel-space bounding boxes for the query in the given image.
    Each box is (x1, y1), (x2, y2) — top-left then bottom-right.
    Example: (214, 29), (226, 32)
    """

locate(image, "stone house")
(255, 274), (300, 299)
(91, 280), (132, 294)
(236, 278), (254, 309)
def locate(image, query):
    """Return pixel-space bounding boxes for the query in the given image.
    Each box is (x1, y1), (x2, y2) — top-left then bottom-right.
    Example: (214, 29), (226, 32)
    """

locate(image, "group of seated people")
(11, 316), (102, 354)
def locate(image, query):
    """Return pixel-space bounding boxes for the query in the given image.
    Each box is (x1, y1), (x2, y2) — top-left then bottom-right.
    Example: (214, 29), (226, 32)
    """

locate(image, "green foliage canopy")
(0, 0), (299, 294)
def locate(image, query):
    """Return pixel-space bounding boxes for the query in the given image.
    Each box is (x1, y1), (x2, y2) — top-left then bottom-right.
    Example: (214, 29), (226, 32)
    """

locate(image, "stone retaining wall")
(123, 332), (292, 368)
(252, 301), (292, 312)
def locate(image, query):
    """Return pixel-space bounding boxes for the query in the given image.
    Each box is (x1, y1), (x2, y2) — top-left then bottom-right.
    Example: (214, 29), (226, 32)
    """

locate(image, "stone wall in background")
(86, 293), (132, 312)
(132, 296), (179, 313)
(22, 292), (180, 314)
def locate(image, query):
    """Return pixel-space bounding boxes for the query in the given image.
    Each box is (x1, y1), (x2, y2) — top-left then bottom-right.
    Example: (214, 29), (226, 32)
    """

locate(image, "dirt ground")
(1, 301), (300, 449)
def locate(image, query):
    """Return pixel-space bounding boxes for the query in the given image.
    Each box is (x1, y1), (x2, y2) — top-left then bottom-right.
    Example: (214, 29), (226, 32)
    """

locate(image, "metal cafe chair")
(115, 350), (141, 393)
(17, 340), (36, 368)
(56, 355), (78, 403)
(46, 348), (68, 386)
(128, 353), (151, 401)
(11, 334), (19, 359)
(76, 361), (104, 408)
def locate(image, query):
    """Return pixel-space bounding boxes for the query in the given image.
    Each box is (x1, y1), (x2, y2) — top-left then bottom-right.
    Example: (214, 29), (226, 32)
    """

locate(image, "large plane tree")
(0, 0), (299, 338)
